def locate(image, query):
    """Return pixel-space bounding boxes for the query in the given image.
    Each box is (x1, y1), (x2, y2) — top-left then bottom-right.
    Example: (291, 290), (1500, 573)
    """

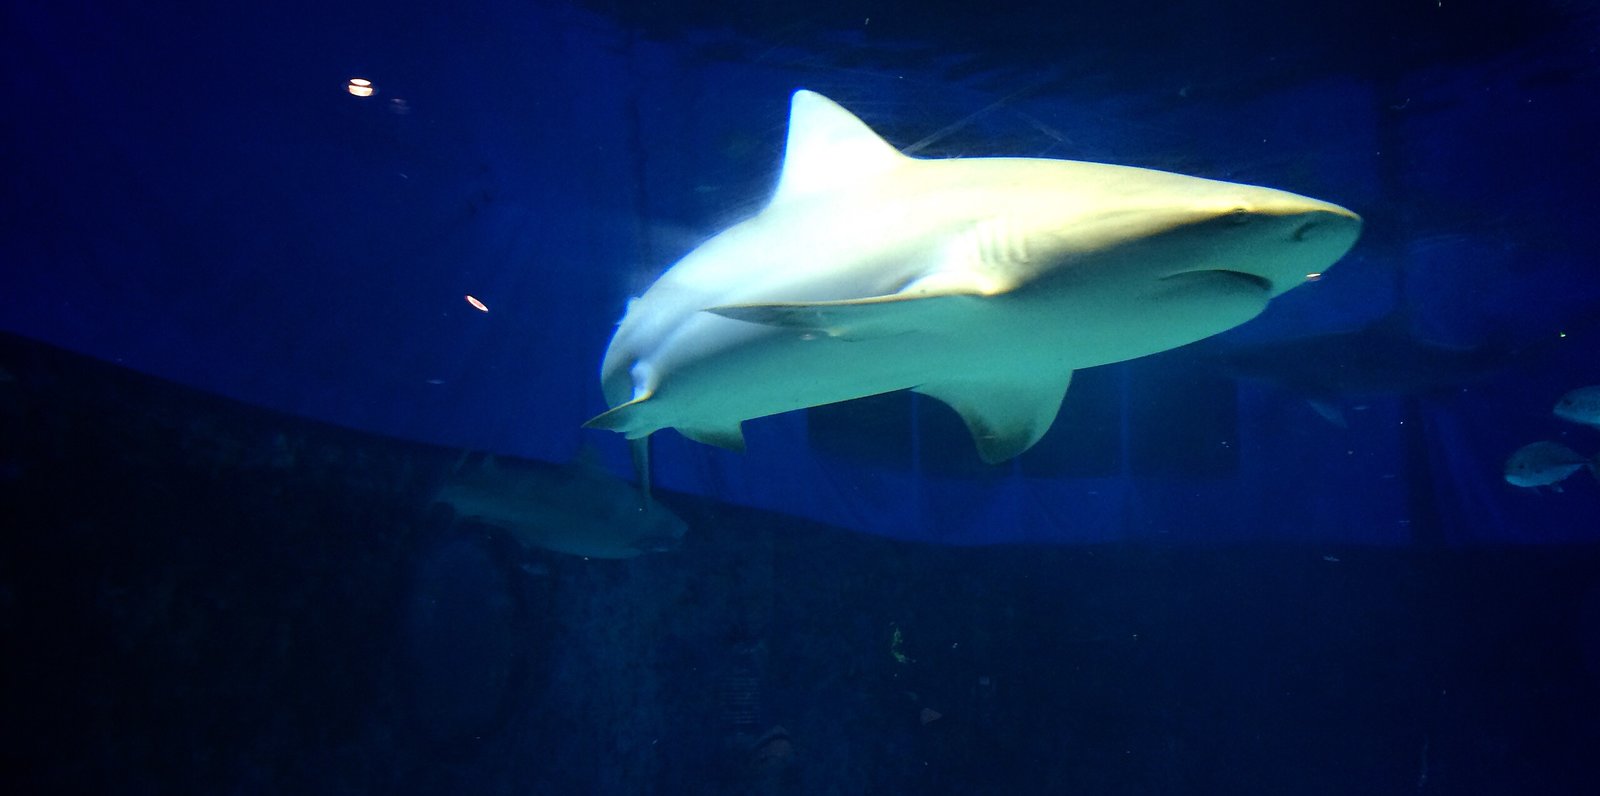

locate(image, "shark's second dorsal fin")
(771, 90), (906, 206)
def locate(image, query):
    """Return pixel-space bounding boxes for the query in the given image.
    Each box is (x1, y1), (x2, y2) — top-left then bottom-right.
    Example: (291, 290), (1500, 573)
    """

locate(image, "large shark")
(588, 90), (1362, 463)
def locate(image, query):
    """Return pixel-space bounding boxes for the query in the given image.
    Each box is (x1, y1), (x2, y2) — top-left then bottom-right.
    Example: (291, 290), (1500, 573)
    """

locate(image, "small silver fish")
(1504, 441), (1596, 491)
(1554, 385), (1600, 428)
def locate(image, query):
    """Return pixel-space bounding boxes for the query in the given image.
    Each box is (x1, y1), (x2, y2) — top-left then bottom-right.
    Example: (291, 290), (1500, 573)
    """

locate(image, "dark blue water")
(3, 1), (1598, 792)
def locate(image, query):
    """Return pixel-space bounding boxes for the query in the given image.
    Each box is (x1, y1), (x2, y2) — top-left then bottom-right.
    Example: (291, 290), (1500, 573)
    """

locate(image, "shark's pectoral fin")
(915, 370), (1073, 464)
(707, 293), (976, 341)
(680, 423), (746, 453)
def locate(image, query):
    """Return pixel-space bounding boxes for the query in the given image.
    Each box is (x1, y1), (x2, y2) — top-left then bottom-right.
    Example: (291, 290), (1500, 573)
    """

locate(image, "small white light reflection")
(347, 78), (375, 98)
(465, 295), (489, 312)
(1304, 272), (1323, 282)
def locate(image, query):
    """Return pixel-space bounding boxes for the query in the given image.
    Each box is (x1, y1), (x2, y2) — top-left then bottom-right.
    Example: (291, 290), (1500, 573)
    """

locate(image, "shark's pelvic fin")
(914, 371), (1073, 463)
(770, 90), (907, 206)
(680, 423), (746, 453)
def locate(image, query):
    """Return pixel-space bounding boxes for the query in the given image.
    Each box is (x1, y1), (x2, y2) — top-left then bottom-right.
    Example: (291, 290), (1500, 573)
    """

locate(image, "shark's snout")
(1288, 205), (1362, 270)
(1228, 202), (1361, 295)
(1291, 205), (1362, 244)
(1159, 202), (1359, 297)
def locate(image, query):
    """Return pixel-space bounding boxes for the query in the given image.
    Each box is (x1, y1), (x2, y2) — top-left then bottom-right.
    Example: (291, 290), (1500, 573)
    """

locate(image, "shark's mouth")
(1161, 269), (1274, 294)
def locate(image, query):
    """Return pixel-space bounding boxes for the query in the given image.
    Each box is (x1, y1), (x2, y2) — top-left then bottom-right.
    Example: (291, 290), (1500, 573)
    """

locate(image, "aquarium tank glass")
(3, 0), (1598, 793)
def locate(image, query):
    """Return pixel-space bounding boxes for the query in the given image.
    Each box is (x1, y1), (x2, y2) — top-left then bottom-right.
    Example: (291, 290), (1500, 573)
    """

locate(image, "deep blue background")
(4, 0), (1598, 544)
(6, 3), (1600, 794)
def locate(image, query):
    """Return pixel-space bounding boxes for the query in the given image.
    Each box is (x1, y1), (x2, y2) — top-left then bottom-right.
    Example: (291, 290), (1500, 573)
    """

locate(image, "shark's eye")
(1226, 208), (1252, 224)
(1293, 221), (1318, 241)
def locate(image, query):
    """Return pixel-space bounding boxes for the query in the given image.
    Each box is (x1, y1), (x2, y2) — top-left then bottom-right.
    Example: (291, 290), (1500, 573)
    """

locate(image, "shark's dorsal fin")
(771, 90), (906, 206)
(915, 370), (1074, 464)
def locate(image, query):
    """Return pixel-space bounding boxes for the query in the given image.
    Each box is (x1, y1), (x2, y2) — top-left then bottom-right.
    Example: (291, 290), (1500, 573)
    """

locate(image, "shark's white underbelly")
(633, 271), (1271, 433)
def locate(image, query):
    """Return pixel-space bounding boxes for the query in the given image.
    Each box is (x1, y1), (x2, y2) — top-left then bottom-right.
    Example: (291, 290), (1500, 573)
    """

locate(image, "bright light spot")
(1304, 272), (1323, 282)
(347, 78), (375, 98)
(465, 295), (488, 312)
